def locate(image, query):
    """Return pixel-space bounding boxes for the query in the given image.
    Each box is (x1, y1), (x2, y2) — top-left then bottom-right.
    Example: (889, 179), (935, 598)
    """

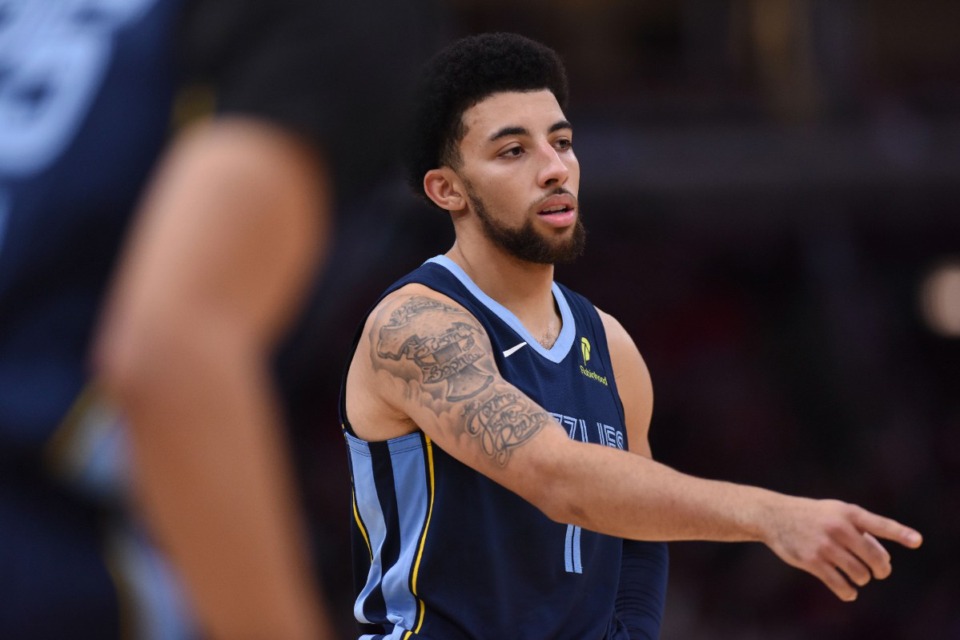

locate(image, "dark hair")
(408, 32), (569, 196)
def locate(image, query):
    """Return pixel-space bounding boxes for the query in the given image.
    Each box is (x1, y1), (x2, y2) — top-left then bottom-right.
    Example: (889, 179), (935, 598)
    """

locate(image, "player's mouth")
(536, 194), (577, 227)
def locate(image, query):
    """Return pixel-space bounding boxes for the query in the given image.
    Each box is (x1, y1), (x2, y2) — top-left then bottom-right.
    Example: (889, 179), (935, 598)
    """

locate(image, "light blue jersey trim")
(347, 432), (429, 634)
(346, 434), (389, 625)
(107, 522), (198, 639)
(425, 255), (576, 363)
(382, 436), (429, 631)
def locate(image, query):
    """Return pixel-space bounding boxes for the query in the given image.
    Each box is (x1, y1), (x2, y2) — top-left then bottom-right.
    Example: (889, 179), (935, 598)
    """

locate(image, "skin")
(94, 118), (335, 639)
(345, 89), (923, 604)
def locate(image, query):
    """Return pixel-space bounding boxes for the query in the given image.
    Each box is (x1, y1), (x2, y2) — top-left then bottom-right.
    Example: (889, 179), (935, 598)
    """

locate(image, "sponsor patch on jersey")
(578, 337), (608, 386)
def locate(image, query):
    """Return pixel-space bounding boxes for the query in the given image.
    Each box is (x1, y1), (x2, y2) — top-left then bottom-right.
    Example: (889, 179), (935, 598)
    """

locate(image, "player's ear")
(423, 167), (465, 212)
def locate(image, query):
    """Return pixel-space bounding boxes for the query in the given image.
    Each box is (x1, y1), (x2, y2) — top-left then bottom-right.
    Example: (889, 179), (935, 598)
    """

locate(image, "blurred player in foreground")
(0, 0), (432, 637)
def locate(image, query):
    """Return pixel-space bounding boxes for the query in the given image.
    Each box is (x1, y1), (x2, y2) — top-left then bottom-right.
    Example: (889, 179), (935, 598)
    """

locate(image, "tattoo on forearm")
(463, 389), (549, 466)
(375, 296), (494, 401)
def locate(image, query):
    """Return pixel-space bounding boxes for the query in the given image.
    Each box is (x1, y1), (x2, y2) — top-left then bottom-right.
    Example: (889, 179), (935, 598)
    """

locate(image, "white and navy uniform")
(340, 255), (668, 640)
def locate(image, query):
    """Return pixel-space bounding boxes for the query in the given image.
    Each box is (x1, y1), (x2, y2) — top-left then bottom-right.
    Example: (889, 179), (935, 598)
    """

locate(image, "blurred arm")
(94, 117), (335, 639)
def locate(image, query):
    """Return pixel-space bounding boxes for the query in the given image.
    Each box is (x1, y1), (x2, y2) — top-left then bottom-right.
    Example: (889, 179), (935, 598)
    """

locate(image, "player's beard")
(466, 187), (586, 265)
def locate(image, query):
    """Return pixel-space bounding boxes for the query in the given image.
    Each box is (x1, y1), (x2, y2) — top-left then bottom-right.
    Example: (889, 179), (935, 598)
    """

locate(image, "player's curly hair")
(408, 32), (569, 197)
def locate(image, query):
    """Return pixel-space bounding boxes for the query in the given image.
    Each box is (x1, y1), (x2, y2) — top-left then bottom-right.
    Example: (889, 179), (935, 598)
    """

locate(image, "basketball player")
(340, 33), (923, 639)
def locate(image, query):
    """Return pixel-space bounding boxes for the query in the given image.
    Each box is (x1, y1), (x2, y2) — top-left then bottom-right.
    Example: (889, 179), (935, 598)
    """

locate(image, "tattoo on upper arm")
(372, 295), (550, 466)
(375, 296), (494, 401)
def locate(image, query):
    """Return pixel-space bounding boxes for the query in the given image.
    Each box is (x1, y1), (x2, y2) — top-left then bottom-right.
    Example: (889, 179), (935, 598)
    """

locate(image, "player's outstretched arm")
(352, 287), (922, 602)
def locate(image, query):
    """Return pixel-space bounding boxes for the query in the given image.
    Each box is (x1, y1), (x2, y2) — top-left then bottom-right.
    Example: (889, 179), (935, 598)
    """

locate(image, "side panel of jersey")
(342, 257), (631, 640)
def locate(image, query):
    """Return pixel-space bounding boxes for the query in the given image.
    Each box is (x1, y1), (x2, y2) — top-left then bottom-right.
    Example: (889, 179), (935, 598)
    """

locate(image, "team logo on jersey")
(578, 337), (608, 386)
(0, 0), (159, 175)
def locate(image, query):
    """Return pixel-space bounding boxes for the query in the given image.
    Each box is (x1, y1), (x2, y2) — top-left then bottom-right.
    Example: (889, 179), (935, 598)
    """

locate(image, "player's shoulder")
(374, 282), (470, 314)
(364, 282), (484, 336)
(592, 305), (636, 352)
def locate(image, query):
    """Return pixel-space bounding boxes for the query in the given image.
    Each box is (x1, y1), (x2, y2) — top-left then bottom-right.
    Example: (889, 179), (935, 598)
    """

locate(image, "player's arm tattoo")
(375, 296), (494, 401)
(371, 295), (551, 466)
(462, 384), (550, 466)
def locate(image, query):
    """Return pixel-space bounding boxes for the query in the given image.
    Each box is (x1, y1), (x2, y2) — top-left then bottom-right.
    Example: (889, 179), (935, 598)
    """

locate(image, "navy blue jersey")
(341, 255), (634, 640)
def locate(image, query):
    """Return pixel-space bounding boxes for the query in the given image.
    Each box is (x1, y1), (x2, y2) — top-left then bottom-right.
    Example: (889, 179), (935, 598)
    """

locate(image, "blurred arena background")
(275, 2), (959, 638)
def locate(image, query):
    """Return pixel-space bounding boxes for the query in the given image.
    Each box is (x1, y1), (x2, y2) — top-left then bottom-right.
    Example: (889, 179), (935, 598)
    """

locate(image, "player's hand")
(763, 498), (922, 601)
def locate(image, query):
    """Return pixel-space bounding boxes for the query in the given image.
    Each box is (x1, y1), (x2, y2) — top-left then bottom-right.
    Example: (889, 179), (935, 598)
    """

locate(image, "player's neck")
(445, 242), (560, 344)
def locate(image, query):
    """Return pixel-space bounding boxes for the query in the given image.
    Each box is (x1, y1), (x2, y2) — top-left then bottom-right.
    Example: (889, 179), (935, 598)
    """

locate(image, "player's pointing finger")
(854, 510), (923, 549)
